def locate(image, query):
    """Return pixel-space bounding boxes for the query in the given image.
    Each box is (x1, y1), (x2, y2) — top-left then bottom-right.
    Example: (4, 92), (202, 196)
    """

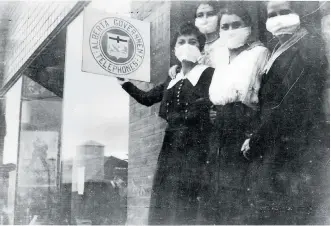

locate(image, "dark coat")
(122, 67), (214, 225)
(246, 33), (329, 224)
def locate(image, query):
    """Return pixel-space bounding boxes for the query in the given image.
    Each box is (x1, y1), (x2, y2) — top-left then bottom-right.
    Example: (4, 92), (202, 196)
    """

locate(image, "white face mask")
(195, 15), (218, 34)
(266, 13), (300, 36)
(175, 44), (201, 63)
(219, 27), (251, 49)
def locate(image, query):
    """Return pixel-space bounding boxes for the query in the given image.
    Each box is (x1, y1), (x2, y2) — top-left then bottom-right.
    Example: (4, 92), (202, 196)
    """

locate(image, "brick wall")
(127, 1), (171, 224)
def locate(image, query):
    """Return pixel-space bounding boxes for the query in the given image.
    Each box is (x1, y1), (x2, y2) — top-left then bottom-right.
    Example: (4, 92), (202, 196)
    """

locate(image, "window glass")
(61, 11), (129, 225)
(15, 75), (62, 225)
(1, 78), (22, 225)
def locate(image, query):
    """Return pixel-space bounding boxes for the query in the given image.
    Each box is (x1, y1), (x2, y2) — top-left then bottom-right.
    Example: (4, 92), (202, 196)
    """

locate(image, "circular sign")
(89, 17), (145, 76)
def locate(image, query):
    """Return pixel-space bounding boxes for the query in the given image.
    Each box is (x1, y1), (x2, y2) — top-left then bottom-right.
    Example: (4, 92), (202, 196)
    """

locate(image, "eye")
(206, 11), (216, 17)
(267, 12), (277, 18)
(221, 24), (229, 30)
(196, 13), (204, 18)
(232, 21), (243, 29)
(279, 9), (292, 15)
(189, 39), (198, 45)
(177, 40), (185, 45)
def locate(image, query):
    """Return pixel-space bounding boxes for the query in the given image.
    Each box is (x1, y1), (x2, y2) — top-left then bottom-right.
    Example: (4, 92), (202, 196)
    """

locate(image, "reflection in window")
(15, 75), (62, 225)
(1, 78), (22, 225)
(61, 11), (129, 225)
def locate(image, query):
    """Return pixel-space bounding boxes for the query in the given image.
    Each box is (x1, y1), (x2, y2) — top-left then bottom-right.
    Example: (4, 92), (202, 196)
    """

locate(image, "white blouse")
(209, 44), (270, 109)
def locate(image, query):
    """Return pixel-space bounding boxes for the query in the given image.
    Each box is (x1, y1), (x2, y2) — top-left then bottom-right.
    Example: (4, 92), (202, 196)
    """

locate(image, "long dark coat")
(245, 32), (329, 224)
(122, 67), (214, 225)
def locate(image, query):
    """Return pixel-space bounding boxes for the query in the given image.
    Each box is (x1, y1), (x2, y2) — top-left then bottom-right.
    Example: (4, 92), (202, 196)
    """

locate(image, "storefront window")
(61, 10), (129, 225)
(14, 75), (63, 225)
(1, 78), (22, 225)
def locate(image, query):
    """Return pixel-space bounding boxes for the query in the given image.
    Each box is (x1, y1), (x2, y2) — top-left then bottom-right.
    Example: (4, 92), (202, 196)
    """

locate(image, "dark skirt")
(148, 124), (211, 225)
(202, 102), (258, 225)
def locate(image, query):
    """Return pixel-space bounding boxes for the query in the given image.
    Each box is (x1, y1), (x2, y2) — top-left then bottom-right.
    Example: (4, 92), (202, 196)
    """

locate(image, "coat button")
(167, 103), (169, 106)
(185, 109), (188, 112)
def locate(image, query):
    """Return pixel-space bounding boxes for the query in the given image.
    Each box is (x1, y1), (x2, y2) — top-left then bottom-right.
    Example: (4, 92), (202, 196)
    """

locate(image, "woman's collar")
(167, 64), (209, 89)
(264, 28), (308, 74)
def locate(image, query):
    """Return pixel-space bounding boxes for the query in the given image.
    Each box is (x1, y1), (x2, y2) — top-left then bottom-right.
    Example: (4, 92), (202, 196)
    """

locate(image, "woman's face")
(195, 4), (218, 34)
(219, 13), (252, 49)
(266, 1), (300, 38)
(174, 34), (201, 63)
(175, 34), (200, 49)
(267, 1), (293, 19)
(196, 4), (216, 20)
(220, 14), (246, 31)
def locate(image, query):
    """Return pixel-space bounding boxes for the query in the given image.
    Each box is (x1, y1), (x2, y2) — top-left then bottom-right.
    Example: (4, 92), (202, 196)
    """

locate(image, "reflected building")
(61, 141), (128, 224)
(74, 140), (105, 185)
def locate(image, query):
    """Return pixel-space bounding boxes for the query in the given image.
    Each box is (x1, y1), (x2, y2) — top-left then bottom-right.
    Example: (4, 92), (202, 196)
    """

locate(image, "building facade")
(0, 0), (329, 225)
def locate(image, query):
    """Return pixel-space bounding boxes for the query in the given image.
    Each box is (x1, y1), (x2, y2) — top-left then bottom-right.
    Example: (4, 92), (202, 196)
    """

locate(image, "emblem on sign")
(89, 17), (145, 76)
(107, 33), (130, 59)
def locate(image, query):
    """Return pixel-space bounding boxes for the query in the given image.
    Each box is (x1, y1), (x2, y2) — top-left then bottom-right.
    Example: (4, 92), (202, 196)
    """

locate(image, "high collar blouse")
(209, 43), (270, 109)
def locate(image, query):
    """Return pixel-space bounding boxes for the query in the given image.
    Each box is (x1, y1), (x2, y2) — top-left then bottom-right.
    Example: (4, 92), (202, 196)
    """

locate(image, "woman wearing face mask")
(241, 1), (329, 224)
(168, 2), (221, 78)
(194, 1), (222, 66)
(204, 3), (269, 225)
(118, 22), (214, 225)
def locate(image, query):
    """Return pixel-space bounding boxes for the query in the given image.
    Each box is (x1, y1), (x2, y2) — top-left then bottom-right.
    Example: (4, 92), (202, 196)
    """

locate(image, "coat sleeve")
(121, 78), (170, 107)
